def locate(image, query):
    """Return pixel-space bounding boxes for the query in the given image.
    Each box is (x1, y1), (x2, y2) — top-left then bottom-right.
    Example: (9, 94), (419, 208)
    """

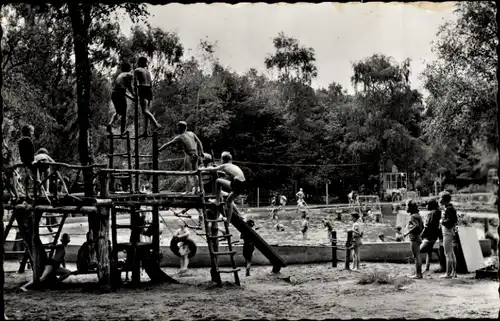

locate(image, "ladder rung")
(137, 209), (153, 213)
(113, 175), (131, 179)
(174, 214), (192, 218)
(42, 243), (54, 246)
(13, 238), (23, 242)
(42, 214), (64, 218)
(213, 251), (236, 256)
(185, 224), (203, 230)
(205, 219), (226, 223)
(39, 224), (60, 228)
(208, 234), (232, 240)
(107, 153), (129, 157)
(217, 268), (241, 273)
(39, 231), (58, 236)
(115, 224), (149, 229)
(107, 133), (129, 138)
(203, 202), (225, 206)
(5, 251), (26, 254)
(138, 155), (152, 158)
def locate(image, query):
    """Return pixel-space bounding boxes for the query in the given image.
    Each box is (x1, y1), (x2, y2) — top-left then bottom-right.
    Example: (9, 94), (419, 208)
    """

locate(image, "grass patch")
(357, 269), (413, 289)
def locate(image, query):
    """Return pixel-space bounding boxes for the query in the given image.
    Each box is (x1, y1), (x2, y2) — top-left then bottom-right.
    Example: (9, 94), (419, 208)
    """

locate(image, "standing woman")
(439, 191), (458, 278)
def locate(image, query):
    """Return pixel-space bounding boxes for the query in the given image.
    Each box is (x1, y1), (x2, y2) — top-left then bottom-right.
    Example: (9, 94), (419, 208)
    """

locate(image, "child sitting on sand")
(350, 213), (363, 270)
(301, 216), (310, 240)
(173, 225), (191, 274)
(394, 226), (404, 242)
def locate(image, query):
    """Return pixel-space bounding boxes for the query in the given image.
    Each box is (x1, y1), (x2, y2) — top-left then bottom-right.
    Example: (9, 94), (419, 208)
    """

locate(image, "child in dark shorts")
(241, 219), (256, 276)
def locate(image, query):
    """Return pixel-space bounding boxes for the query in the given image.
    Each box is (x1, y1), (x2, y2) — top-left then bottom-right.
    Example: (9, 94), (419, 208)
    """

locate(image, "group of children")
(402, 192), (459, 279)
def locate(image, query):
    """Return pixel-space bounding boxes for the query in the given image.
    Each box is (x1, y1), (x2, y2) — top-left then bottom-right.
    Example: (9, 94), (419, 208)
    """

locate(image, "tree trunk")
(68, 3), (94, 197)
(0, 14), (6, 320)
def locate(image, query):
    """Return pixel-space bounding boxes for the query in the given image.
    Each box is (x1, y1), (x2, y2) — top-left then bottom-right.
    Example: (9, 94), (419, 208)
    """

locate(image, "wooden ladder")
(107, 131), (133, 193)
(4, 210), (68, 273)
(201, 197), (240, 286)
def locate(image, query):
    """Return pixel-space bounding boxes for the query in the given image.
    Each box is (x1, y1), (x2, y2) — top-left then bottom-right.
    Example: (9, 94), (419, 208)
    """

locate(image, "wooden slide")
(230, 206), (287, 273)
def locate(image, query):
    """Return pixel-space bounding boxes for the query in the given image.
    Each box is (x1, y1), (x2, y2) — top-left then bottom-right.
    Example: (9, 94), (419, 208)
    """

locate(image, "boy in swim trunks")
(350, 213), (363, 270)
(202, 151), (246, 224)
(20, 233), (73, 291)
(241, 219), (256, 276)
(108, 62), (135, 134)
(159, 121), (205, 193)
(134, 56), (161, 136)
(296, 188), (305, 201)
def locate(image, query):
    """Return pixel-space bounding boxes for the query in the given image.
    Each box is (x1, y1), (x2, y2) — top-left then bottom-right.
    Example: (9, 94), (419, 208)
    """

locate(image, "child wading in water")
(394, 226), (405, 242)
(350, 213), (363, 270)
(301, 215), (310, 240)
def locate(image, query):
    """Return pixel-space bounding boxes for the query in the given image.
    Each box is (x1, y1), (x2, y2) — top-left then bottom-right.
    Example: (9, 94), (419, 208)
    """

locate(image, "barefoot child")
(351, 213), (363, 270)
(404, 200), (424, 279)
(108, 62), (135, 134)
(241, 219), (256, 276)
(173, 224), (191, 273)
(301, 216), (310, 240)
(159, 121), (205, 193)
(133, 56), (161, 135)
(20, 233), (73, 291)
(202, 152), (247, 224)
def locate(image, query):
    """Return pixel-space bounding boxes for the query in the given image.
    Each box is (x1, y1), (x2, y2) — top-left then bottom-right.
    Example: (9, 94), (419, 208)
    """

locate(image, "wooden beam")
(100, 168), (199, 176)
(12, 204), (98, 214)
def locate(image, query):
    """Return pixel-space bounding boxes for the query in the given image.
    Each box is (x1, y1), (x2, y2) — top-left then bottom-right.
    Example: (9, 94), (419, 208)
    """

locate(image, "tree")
(422, 1), (497, 148)
(0, 11), (5, 321)
(349, 54), (424, 187)
(265, 32), (318, 85)
(65, 3), (148, 195)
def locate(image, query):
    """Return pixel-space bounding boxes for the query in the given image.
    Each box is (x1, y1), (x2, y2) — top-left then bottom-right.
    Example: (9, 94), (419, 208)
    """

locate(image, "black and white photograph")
(0, 1), (498, 320)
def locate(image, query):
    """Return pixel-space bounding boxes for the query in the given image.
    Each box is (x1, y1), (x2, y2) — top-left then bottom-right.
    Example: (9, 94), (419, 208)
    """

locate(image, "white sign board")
(457, 226), (485, 272)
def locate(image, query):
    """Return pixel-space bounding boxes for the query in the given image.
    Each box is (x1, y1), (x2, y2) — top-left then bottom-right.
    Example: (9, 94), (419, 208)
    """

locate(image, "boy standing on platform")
(134, 57), (161, 136)
(159, 121), (205, 193)
(107, 62), (135, 134)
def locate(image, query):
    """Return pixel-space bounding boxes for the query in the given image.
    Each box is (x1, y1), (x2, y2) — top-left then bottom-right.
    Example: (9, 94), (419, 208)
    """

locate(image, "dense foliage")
(1, 1), (497, 203)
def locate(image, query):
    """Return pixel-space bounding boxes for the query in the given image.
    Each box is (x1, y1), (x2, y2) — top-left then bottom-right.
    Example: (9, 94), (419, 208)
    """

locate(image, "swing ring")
(169, 236), (197, 258)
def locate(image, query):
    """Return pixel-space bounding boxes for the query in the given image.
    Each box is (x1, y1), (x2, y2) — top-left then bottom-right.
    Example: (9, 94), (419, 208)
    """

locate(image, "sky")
(118, 2), (457, 94)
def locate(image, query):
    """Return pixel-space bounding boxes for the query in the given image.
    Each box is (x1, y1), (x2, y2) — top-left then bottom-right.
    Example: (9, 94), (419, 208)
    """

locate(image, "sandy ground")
(3, 260), (498, 320)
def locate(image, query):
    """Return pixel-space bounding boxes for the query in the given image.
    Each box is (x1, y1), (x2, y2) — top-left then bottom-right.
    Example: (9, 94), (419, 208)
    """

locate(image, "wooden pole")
(345, 230), (353, 271)
(96, 172), (111, 291)
(151, 133), (160, 259)
(326, 181), (329, 205)
(134, 93), (140, 193)
(331, 230), (337, 268)
(108, 133), (114, 193)
(126, 131), (133, 192)
(0, 20), (5, 313)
